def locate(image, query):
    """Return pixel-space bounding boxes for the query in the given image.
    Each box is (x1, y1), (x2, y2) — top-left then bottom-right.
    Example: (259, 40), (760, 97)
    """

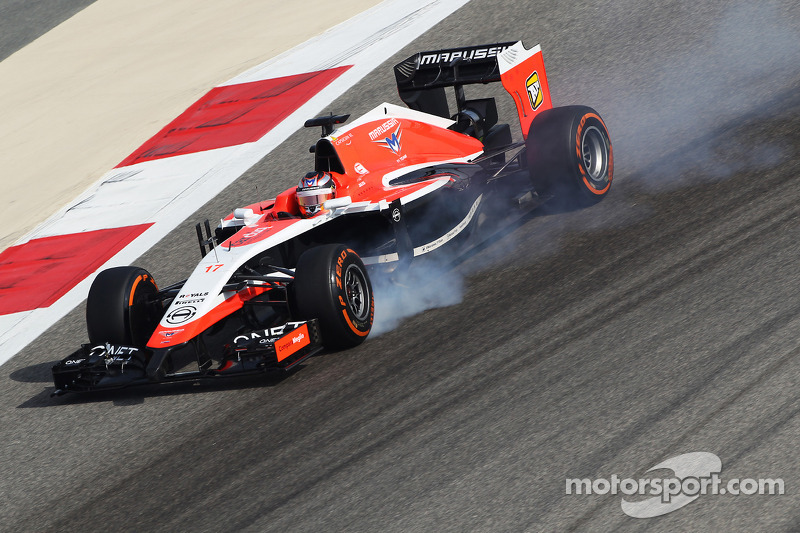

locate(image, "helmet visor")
(296, 188), (334, 209)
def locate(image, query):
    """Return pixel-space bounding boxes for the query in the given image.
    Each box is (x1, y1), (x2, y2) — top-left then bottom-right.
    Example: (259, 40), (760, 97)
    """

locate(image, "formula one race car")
(52, 41), (612, 395)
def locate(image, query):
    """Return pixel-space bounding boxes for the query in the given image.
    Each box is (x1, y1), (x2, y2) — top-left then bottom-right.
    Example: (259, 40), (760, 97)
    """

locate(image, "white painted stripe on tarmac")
(0, 0), (471, 367)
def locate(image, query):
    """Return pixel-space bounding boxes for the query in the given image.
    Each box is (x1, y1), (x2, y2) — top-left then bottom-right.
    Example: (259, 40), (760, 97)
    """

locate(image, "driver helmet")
(296, 171), (336, 217)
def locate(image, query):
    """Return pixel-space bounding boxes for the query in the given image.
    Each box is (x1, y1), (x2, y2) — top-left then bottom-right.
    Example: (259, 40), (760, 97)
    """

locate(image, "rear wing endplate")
(394, 41), (552, 139)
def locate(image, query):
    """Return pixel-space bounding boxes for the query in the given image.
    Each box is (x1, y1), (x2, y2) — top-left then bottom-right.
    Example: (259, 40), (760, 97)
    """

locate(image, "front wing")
(52, 320), (322, 395)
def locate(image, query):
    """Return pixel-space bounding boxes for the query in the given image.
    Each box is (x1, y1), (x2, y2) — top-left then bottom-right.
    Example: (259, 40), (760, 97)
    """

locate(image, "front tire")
(292, 244), (373, 349)
(86, 266), (162, 347)
(526, 105), (613, 205)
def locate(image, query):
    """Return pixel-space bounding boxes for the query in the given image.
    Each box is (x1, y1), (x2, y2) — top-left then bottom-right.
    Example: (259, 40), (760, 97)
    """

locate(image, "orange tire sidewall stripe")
(339, 248), (372, 336)
(129, 275), (143, 306)
(128, 274), (158, 306)
(577, 112), (613, 195)
(342, 309), (370, 336)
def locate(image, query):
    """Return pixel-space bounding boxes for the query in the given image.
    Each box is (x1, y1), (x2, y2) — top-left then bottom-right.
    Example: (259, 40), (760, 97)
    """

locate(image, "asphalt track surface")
(3, 0), (800, 531)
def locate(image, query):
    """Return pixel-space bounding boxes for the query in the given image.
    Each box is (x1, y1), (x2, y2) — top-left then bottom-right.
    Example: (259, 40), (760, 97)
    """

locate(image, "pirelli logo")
(526, 71), (543, 110)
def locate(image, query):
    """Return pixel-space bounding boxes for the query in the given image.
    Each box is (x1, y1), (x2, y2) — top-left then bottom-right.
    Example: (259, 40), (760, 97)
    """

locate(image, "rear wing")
(394, 41), (552, 139)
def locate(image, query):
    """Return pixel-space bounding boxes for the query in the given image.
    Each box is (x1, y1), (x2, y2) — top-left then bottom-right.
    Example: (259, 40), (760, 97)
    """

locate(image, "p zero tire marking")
(128, 274), (157, 306)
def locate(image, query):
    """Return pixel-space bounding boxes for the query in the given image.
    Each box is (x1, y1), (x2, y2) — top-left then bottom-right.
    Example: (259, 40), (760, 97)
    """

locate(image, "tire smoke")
(607, 1), (800, 189)
(370, 261), (465, 336)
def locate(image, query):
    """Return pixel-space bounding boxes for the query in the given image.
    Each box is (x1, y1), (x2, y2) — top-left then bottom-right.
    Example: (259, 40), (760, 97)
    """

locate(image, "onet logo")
(566, 452), (784, 518)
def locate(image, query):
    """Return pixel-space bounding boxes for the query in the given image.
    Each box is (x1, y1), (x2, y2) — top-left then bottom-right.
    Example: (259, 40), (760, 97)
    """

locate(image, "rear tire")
(86, 266), (162, 347)
(292, 244), (373, 349)
(526, 105), (613, 205)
